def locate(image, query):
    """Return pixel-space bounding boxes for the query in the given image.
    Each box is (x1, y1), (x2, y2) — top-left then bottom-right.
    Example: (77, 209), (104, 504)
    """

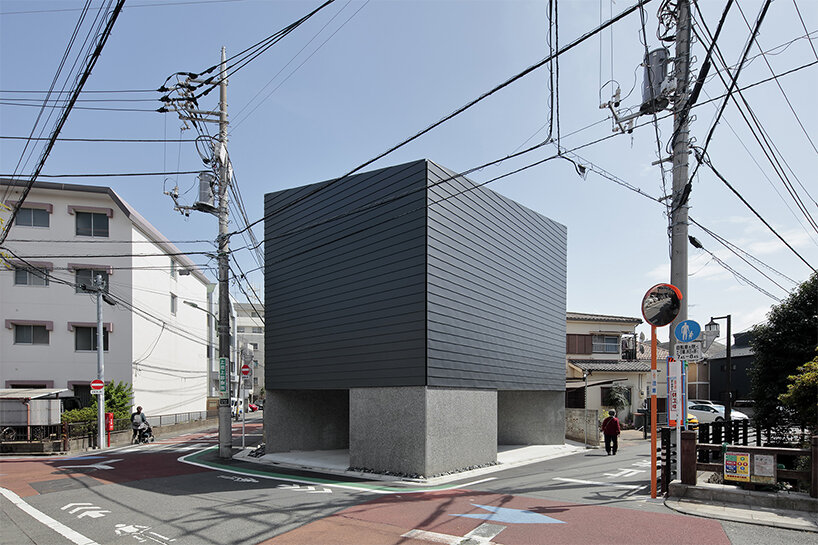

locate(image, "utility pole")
(669, 0), (691, 348)
(669, 0), (692, 483)
(216, 47), (233, 459)
(159, 49), (233, 458)
(95, 274), (106, 450)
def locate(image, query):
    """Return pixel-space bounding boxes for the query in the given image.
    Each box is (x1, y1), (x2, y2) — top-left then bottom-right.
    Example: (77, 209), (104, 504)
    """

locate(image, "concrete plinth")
(349, 386), (497, 477)
(265, 389), (349, 451)
(498, 390), (565, 445)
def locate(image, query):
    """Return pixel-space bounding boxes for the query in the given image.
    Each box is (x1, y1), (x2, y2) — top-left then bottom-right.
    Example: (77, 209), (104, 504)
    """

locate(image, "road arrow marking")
(62, 503), (109, 519)
(451, 504), (564, 524)
(58, 459), (123, 471)
(218, 475), (259, 483)
(603, 468), (644, 478)
(277, 484), (332, 493)
(77, 510), (110, 519)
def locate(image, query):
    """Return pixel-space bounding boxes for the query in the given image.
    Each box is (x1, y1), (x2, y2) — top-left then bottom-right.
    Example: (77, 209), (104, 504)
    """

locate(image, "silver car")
(687, 403), (749, 423)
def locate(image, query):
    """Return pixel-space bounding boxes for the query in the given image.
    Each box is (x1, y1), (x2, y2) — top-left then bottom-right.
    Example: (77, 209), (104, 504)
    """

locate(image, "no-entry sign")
(90, 379), (104, 395)
(241, 364), (251, 376)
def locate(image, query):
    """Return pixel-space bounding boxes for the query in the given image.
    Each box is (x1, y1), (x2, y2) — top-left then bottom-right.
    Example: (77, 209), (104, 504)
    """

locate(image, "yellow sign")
(724, 451), (750, 482)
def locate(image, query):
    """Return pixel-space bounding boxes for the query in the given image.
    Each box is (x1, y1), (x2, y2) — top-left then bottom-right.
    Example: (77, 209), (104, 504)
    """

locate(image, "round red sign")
(90, 379), (105, 390)
(241, 364), (251, 376)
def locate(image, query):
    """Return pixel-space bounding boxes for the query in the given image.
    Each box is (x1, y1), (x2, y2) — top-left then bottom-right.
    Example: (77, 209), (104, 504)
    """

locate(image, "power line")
(0, 136), (197, 143)
(0, 170), (203, 178)
(695, 151), (816, 272)
(0, 0), (126, 244)
(234, 0), (653, 237)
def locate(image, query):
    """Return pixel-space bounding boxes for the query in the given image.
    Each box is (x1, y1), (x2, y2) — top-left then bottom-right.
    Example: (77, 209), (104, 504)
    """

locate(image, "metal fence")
(1, 410), (209, 444)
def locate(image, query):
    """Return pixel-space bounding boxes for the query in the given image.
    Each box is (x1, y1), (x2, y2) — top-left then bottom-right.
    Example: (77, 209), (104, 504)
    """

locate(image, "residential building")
(565, 312), (647, 422)
(707, 330), (754, 404)
(264, 160), (567, 477)
(234, 302), (264, 402)
(1, 180), (211, 414)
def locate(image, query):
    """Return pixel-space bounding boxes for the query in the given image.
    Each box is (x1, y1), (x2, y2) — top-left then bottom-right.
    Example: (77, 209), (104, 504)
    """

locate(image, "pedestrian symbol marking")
(451, 503), (565, 524)
(674, 320), (701, 343)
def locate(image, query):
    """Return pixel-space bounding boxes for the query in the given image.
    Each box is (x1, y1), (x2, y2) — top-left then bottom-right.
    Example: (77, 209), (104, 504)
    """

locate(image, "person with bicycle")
(130, 406), (152, 443)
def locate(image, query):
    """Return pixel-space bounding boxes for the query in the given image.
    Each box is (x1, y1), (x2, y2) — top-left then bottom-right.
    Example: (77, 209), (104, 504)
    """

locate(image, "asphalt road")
(1, 416), (813, 545)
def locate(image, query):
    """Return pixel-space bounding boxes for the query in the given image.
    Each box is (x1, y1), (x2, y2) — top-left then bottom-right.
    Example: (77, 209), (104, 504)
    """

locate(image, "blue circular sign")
(674, 320), (701, 343)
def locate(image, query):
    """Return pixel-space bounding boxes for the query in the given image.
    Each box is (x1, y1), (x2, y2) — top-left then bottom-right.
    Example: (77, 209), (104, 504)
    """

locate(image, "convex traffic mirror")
(641, 283), (682, 327)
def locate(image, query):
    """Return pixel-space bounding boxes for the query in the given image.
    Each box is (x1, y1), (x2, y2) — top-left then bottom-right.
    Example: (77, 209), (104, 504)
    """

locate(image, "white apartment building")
(234, 302), (263, 402)
(1, 180), (212, 415)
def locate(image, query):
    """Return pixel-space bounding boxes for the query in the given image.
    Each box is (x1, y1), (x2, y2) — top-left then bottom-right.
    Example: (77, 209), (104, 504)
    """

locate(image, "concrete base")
(265, 390), (349, 452)
(349, 386), (497, 477)
(498, 390), (565, 445)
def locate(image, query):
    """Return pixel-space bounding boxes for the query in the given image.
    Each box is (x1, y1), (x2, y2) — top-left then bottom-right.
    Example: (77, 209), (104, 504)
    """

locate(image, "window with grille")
(592, 335), (620, 354)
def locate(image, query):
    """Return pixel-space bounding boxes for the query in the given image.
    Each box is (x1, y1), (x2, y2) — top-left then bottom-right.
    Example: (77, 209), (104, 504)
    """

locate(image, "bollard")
(681, 431), (697, 485)
(809, 435), (818, 498)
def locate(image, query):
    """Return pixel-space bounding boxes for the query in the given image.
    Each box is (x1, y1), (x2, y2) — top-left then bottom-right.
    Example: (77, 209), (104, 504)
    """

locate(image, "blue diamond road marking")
(451, 504), (565, 524)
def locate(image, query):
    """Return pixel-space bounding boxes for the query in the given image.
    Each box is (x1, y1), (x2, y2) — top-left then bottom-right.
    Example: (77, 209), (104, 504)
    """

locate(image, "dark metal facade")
(264, 160), (566, 390)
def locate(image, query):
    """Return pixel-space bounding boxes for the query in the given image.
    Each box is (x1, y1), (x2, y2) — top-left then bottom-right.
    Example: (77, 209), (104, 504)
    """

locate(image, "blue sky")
(1, 0), (816, 344)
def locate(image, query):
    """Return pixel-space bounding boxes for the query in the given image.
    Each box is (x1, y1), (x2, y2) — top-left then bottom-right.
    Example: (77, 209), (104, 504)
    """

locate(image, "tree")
(750, 272), (818, 428)
(603, 384), (630, 414)
(778, 356), (818, 432)
(61, 381), (133, 423)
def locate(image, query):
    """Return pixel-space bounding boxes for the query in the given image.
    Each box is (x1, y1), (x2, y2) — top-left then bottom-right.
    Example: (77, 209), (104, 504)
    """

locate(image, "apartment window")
(75, 269), (109, 293)
(250, 343), (258, 350)
(14, 325), (49, 345)
(252, 327), (263, 334)
(253, 360), (258, 368)
(237, 326), (245, 333)
(170, 259), (177, 279)
(75, 212), (109, 237)
(16, 207), (49, 227)
(592, 335), (620, 354)
(566, 334), (592, 354)
(14, 266), (49, 286)
(75, 327), (109, 351)
(171, 293), (178, 315)
(253, 377), (258, 386)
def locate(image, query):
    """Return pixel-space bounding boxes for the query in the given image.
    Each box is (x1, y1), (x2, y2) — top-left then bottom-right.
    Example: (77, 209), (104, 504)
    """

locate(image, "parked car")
(247, 403), (258, 412)
(688, 403), (748, 423)
(689, 399), (717, 407)
(733, 399), (755, 418)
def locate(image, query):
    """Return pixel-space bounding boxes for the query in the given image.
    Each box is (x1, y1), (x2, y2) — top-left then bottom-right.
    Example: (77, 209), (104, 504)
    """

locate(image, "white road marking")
(1, 487), (100, 545)
(58, 459), (123, 471)
(552, 477), (647, 490)
(602, 468), (644, 478)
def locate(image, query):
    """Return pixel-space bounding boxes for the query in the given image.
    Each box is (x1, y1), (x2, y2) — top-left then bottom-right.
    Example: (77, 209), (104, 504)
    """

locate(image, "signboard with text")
(667, 358), (682, 427)
(751, 454), (776, 484)
(673, 341), (702, 362)
(724, 451), (751, 482)
(219, 357), (228, 399)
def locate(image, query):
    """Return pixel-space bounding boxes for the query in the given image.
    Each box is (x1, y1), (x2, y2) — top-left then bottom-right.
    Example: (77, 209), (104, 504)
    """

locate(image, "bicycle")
(1, 426), (16, 442)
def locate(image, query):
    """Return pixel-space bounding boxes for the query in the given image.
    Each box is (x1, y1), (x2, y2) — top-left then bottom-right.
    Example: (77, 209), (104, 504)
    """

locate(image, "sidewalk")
(665, 481), (818, 532)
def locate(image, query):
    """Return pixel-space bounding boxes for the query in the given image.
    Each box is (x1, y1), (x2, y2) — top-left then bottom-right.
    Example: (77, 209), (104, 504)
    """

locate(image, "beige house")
(565, 312), (658, 423)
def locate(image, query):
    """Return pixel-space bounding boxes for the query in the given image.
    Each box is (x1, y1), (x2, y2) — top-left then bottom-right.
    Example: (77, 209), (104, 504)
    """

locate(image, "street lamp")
(184, 300), (219, 398)
(706, 315), (732, 421)
(184, 300), (217, 321)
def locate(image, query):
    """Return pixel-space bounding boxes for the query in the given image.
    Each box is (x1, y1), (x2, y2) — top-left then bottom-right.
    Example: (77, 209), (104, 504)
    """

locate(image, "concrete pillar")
(349, 387), (497, 477)
(265, 389), (349, 452)
(498, 390), (565, 445)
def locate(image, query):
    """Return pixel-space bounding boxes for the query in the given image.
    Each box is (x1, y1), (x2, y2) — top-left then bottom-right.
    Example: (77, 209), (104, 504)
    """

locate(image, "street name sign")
(219, 357), (228, 399)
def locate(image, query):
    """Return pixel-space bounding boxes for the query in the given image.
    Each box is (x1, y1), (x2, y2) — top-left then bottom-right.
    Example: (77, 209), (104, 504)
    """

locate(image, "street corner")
(260, 489), (732, 545)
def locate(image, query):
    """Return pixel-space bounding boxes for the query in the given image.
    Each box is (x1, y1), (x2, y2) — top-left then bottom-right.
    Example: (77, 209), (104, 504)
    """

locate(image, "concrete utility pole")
(669, 0), (692, 352)
(95, 274), (106, 450)
(217, 47), (233, 459)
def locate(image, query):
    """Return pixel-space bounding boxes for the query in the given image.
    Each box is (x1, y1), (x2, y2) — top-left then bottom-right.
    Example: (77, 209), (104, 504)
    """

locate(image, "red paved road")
(0, 430), (218, 498)
(263, 489), (731, 545)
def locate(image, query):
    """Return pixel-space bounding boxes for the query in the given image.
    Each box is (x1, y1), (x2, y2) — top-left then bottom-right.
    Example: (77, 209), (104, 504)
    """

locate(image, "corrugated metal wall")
(264, 159), (567, 391)
(426, 161), (566, 390)
(264, 161), (429, 388)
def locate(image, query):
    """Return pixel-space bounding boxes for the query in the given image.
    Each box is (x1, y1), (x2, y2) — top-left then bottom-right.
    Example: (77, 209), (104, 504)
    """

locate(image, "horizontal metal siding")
(265, 161), (429, 389)
(426, 161), (567, 390)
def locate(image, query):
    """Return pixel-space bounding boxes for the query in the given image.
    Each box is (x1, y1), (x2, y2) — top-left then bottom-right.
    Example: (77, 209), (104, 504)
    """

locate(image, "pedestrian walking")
(601, 409), (621, 455)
